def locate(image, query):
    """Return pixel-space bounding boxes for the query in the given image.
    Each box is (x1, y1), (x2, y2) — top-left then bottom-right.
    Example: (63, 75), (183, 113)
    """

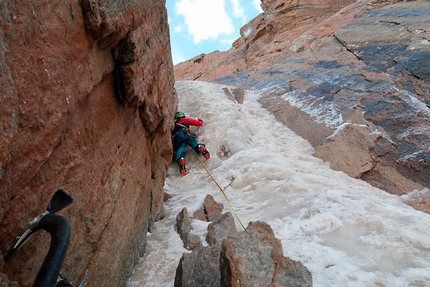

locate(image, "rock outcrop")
(175, 208), (203, 251)
(174, 0), (430, 212)
(193, 194), (225, 222)
(0, 0), (175, 286)
(174, 198), (312, 287)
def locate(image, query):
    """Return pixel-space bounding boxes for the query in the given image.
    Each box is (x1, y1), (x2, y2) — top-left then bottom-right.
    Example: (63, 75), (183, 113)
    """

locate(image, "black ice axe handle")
(4, 189), (74, 262)
(33, 213), (71, 287)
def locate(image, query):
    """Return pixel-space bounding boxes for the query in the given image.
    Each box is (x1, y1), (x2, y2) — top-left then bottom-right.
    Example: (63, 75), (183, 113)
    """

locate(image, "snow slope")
(127, 80), (430, 287)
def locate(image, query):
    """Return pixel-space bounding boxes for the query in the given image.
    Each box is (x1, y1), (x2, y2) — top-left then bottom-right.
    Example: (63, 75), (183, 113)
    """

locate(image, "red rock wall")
(174, 0), (358, 80)
(173, 0), (430, 211)
(0, 0), (175, 286)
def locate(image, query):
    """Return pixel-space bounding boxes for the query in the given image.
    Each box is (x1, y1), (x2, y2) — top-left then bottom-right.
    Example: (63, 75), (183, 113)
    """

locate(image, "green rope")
(193, 149), (246, 230)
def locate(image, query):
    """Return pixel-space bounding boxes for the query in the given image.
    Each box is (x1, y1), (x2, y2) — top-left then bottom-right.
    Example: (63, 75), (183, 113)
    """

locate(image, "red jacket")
(176, 117), (203, 128)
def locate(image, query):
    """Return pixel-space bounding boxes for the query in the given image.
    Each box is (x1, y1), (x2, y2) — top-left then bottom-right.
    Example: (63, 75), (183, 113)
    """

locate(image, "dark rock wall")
(0, 0), (175, 286)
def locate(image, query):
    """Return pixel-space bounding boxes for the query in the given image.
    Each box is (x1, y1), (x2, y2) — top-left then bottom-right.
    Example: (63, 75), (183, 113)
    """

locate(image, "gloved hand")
(198, 118), (203, 124)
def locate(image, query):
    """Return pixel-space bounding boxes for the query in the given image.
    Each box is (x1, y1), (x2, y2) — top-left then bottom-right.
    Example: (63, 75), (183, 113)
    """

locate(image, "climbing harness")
(172, 123), (190, 139)
(192, 150), (246, 230)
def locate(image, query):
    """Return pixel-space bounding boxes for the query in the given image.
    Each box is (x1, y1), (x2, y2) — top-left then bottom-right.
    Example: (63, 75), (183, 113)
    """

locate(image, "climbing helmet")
(175, 111), (185, 120)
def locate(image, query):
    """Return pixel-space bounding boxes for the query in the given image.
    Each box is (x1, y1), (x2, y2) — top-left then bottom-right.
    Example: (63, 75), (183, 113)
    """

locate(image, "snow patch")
(369, 128), (396, 144)
(400, 188), (430, 202)
(397, 150), (426, 164)
(281, 90), (343, 128)
(243, 27), (253, 37)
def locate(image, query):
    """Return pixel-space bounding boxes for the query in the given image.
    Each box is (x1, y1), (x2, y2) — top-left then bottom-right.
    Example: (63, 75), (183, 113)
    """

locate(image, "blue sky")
(166, 0), (263, 65)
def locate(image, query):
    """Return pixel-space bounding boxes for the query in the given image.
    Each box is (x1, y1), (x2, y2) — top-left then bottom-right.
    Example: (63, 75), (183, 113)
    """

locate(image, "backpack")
(171, 122), (190, 150)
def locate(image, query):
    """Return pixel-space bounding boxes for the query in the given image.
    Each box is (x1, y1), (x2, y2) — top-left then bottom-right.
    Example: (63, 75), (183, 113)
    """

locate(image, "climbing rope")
(193, 149), (246, 230)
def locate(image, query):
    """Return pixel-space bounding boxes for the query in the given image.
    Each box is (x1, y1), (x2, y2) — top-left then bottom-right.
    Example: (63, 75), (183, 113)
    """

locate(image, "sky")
(127, 80), (430, 287)
(166, 0), (263, 65)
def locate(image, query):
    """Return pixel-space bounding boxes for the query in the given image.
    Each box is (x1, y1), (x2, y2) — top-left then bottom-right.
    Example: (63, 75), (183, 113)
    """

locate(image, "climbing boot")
(177, 157), (187, 176)
(197, 144), (210, 160)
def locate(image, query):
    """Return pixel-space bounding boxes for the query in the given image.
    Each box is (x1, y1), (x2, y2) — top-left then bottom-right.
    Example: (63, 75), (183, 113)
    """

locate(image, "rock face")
(176, 208), (203, 250)
(193, 194), (225, 222)
(174, 0), (430, 212)
(220, 221), (312, 287)
(174, 199), (312, 287)
(0, 0), (175, 286)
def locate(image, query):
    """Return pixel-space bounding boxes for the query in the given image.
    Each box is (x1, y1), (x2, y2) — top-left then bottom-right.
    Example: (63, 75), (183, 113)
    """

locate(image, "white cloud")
(220, 37), (236, 45)
(229, 0), (245, 19)
(175, 0), (234, 44)
(253, 0), (263, 12)
(174, 23), (182, 34)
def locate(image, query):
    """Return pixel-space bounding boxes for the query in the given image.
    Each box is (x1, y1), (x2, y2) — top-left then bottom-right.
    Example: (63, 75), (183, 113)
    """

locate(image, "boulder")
(175, 214), (312, 287)
(220, 221), (312, 287)
(176, 208), (202, 251)
(175, 247), (222, 287)
(176, 208), (192, 242)
(206, 213), (238, 248)
(193, 194), (225, 222)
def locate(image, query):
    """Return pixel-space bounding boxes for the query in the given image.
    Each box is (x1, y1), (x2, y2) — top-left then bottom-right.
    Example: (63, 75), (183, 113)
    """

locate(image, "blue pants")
(174, 137), (198, 162)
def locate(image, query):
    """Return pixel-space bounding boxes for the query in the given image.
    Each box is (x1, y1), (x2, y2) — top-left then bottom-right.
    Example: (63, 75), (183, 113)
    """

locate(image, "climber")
(172, 111), (210, 176)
